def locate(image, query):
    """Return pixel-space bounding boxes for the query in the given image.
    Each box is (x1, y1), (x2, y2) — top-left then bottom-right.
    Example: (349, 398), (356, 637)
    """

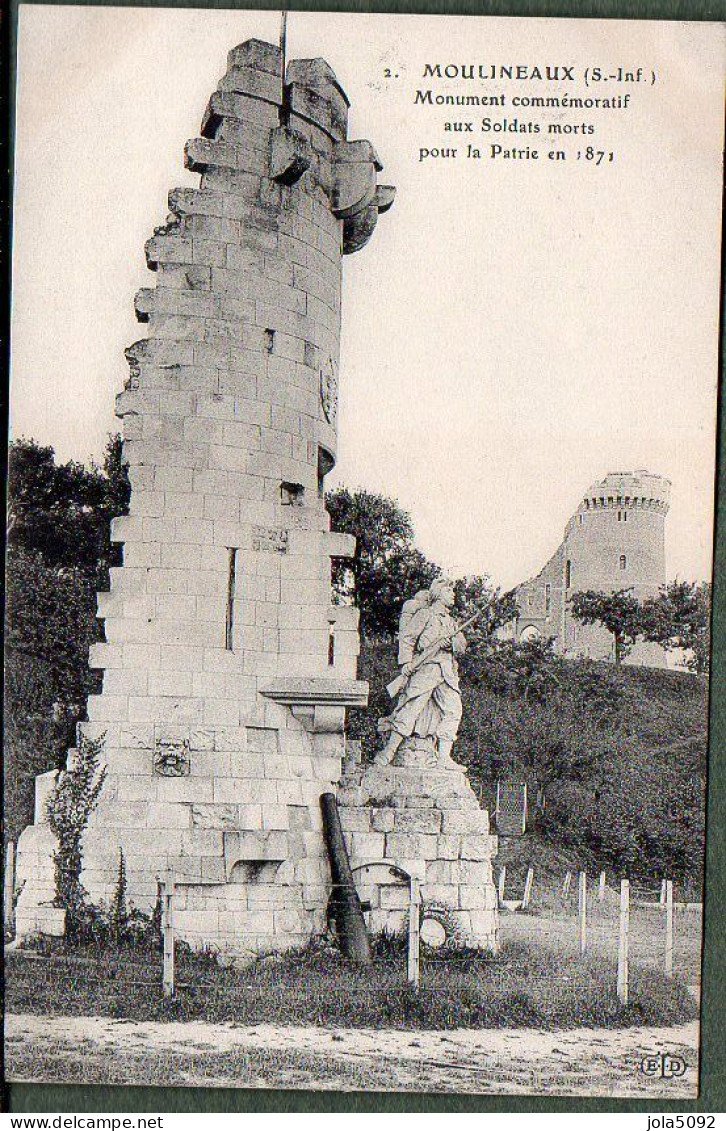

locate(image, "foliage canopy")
(4, 436), (129, 844)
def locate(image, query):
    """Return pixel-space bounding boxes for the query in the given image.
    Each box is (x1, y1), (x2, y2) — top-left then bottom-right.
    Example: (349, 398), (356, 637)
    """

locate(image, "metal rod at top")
(280, 10), (288, 76)
(279, 10), (290, 127)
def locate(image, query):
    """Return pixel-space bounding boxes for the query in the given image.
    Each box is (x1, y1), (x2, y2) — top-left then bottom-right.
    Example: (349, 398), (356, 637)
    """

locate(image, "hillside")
(351, 640), (708, 889)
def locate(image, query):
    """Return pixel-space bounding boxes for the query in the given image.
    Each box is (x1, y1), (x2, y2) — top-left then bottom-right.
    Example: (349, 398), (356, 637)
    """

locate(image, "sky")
(9, 7), (724, 589)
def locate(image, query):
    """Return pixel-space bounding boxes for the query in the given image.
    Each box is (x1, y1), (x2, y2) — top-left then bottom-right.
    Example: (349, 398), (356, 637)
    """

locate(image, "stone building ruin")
(15, 38), (498, 956)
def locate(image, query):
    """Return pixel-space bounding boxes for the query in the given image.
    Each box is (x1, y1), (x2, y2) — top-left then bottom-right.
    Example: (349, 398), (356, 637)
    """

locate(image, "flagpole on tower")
(279, 9), (289, 125)
(280, 9), (288, 77)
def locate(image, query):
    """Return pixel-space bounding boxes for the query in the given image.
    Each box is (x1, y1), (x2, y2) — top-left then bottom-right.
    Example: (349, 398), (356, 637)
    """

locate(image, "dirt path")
(5, 1013), (699, 1097)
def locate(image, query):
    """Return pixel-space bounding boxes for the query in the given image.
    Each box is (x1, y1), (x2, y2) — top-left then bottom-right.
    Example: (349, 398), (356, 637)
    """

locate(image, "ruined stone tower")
(16, 39), (396, 955)
(507, 470), (671, 666)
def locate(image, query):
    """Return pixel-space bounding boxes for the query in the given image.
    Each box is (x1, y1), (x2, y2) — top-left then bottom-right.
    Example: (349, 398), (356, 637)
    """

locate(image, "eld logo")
(639, 1052), (688, 1079)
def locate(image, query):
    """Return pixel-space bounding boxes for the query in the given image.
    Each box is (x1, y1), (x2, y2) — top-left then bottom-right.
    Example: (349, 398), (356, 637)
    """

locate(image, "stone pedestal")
(15, 815), (62, 939)
(338, 744), (499, 949)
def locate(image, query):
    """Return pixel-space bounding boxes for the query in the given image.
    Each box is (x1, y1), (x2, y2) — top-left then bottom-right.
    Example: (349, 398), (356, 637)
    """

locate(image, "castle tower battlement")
(15, 39), (396, 956)
(569, 471), (671, 526)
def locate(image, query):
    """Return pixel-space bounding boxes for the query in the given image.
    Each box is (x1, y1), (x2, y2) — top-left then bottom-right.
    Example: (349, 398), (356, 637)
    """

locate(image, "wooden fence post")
(407, 877), (421, 989)
(562, 870), (572, 899)
(598, 870), (606, 901)
(4, 842), (15, 931)
(665, 879), (674, 977)
(4, 842), (15, 929)
(660, 878), (667, 905)
(522, 867), (534, 909)
(498, 865), (506, 904)
(162, 868), (175, 999)
(617, 878), (630, 1005)
(578, 871), (587, 954)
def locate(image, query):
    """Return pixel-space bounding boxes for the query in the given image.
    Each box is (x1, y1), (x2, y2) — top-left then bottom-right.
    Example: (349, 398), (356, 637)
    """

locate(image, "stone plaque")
(153, 737), (191, 777)
(252, 525), (289, 553)
(192, 803), (238, 828)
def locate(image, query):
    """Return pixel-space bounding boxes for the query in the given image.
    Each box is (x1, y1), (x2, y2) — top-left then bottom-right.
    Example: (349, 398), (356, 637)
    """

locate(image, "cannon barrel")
(320, 792), (372, 965)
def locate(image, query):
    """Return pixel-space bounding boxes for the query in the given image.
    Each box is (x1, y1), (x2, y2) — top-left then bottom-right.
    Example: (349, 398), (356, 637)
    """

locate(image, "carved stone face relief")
(320, 357), (338, 425)
(153, 737), (191, 777)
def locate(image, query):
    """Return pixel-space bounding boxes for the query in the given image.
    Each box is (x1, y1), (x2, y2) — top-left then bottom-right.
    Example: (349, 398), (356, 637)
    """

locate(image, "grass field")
(498, 893), (703, 988)
(5, 935), (697, 1032)
(6, 906), (701, 1095)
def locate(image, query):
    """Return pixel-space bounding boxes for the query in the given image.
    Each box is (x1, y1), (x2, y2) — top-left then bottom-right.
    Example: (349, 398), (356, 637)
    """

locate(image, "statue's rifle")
(386, 607), (488, 699)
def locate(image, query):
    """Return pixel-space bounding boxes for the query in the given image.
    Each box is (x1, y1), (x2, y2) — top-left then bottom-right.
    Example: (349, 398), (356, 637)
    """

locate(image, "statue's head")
(414, 588), (431, 604)
(430, 578), (456, 608)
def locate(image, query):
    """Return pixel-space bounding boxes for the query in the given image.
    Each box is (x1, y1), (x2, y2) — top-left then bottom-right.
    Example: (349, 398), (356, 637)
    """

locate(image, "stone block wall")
(15, 38), (394, 958)
(338, 748), (499, 949)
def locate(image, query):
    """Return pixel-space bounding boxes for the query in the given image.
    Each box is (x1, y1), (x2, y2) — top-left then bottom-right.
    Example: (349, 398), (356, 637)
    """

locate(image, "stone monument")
(15, 38), (395, 957)
(338, 580), (499, 949)
(375, 578), (466, 770)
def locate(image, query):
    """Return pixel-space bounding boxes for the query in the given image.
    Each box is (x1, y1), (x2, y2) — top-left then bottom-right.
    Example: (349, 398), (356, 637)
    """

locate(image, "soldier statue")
(375, 578), (467, 768)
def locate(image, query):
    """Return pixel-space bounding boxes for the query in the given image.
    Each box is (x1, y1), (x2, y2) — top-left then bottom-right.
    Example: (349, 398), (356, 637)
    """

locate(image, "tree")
(326, 487), (440, 637)
(5, 548), (100, 706)
(569, 588), (643, 665)
(326, 490), (522, 643)
(3, 649), (69, 845)
(454, 575), (518, 648)
(5, 436), (129, 845)
(8, 434), (130, 583)
(98, 433), (132, 531)
(641, 580), (711, 674)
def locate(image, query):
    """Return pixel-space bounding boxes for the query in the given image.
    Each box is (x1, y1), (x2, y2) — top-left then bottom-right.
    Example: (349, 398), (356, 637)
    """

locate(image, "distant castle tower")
(506, 471), (671, 666)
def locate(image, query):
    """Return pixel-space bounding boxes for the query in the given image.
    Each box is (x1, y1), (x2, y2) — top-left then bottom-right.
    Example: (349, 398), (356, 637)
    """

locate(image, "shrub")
(109, 850), (128, 943)
(45, 732), (107, 936)
(352, 638), (707, 887)
(5, 938), (697, 1031)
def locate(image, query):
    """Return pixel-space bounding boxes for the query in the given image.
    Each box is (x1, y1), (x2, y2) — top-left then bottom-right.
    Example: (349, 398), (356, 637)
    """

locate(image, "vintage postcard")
(4, 6), (724, 1100)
